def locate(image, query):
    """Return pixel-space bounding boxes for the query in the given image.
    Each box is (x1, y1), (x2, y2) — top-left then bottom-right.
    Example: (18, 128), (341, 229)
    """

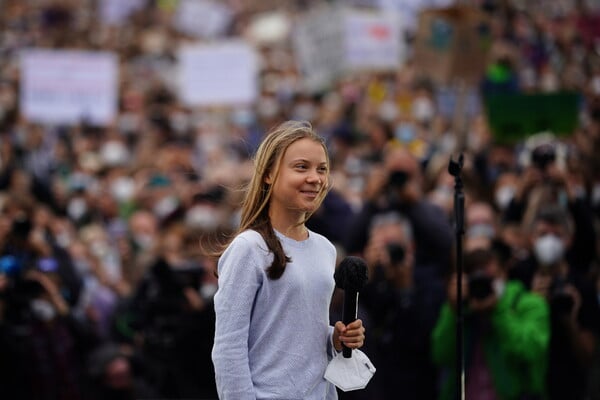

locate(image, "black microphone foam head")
(334, 256), (368, 292)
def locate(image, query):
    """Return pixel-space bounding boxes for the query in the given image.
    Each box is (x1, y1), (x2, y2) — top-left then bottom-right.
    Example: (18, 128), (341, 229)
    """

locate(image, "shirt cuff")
(328, 325), (341, 359)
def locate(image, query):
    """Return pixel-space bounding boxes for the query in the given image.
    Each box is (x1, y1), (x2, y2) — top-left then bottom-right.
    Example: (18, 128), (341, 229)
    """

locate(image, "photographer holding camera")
(431, 246), (550, 400)
(117, 224), (217, 399)
(510, 205), (600, 400)
(343, 146), (453, 290)
(0, 197), (101, 400)
(503, 138), (596, 277)
(359, 211), (445, 399)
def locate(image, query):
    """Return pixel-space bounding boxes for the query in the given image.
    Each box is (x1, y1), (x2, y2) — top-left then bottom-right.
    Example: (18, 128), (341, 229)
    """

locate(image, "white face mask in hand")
(324, 349), (376, 391)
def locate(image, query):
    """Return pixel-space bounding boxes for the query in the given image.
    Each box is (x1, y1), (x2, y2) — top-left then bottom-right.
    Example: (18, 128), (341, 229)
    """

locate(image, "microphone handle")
(342, 290), (358, 358)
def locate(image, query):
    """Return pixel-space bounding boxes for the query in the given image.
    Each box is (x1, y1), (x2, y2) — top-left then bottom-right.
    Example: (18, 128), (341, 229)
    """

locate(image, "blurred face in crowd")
(531, 220), (571, 267)
(128, 210), (158, 251)
(384, 147), (422, 204)
(104, 356), (132, 389)
(465, 201), (497, 252)
(470, 253), (504, 281)
(9, 169), (32, 196)
(367, 119), (392, 150)
(494, 172), (518, 211)
(366, 213), (414, 287)
(377, 222), (413, 269)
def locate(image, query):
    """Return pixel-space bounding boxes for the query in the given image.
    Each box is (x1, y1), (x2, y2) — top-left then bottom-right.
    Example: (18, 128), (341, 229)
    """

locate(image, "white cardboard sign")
(177, 41), (258, 106)
(343, 9), (404, 71)
(20, 49), (118, 126)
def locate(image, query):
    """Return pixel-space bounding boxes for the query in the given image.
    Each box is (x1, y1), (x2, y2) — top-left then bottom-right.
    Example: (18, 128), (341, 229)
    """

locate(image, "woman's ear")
(264, 172), (273, 185)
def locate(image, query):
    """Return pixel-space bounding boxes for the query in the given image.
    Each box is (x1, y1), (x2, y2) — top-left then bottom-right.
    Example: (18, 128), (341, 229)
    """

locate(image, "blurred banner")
(294, 6), (405, 92)
(237, 0), (288, 13)
(294, 5), (344, 93)
(177, 41), (258, 106)
(577, 12), (600, 48)
(173, 0), (232, 39)
(484, 91), (580, 144)
(413, 5), (491, 85)
(19, 49), (118, 126)
(339, 0), (456, 34)
(244, 11), (292, 45)
(376, 0), (455, 31)
(511, 0), (600, 16)
(343, 9), (404, 71)
(99, 0), (145, 26)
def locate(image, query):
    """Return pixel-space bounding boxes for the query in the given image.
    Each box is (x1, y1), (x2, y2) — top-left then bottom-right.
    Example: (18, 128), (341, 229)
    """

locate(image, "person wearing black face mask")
(509, 205), (600, 400)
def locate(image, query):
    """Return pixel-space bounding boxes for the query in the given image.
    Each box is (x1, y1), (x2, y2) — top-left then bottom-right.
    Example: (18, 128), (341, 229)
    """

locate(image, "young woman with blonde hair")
(211, 120), (365, 399)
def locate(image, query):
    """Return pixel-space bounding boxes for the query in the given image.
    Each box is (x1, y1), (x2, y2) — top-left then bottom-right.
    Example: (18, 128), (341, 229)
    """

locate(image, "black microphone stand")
(448, 154), (465, 400)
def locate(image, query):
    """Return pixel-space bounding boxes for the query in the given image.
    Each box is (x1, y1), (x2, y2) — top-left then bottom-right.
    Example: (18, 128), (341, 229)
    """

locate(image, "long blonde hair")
(218, 120), (331, 279)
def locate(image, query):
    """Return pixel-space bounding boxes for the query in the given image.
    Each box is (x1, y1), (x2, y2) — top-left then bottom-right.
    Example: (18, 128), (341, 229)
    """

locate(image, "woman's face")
(266, 138), (328, 216)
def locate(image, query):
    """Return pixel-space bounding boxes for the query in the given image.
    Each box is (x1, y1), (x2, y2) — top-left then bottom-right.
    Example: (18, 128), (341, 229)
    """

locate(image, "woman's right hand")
(333, 319), (366, 352)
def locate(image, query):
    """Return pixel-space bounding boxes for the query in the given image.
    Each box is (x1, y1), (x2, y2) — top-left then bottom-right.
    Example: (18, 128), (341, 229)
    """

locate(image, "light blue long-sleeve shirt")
(212, 229), (339, 400)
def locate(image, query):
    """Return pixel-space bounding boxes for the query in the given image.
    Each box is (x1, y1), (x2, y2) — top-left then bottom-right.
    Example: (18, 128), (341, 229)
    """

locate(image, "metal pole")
(448, 154), (465, 400)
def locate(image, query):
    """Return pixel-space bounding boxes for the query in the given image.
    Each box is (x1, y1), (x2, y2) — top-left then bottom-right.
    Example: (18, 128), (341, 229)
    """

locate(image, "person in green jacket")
(431, 246), (550, 400)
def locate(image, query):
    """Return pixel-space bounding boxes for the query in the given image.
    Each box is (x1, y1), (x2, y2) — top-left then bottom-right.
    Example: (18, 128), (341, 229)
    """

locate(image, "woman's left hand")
(333, 319), (365, 352)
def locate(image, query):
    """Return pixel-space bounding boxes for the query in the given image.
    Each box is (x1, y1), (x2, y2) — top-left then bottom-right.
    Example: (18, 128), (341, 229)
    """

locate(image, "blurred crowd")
(0, 0), (599, 399)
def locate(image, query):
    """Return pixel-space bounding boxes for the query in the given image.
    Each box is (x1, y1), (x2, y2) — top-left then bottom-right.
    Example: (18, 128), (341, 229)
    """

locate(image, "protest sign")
(294, 6), (405, 92)
(177, 41), (258, 106)
(413, 5), (491, 85)
(99, 0), (145, 26)
(237, 0), (288, 13)
(20, 49), (118, 126)
(245, 11), (292, 45)
(343, 9), (404, 71)
(484, 91), (580, 144)
(174, 0), (232, 39)
(577, 12), (600, 48)
(376, 0), (455, 31)
(293, 5), (344, 93)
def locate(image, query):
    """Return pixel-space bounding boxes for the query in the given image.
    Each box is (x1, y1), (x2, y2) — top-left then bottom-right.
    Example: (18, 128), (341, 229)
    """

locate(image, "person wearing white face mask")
(509, 205), (577, 291)
(509, 205), (600, 400)
(464, 201), (499, 254)
(26, 270), (70, 322)
(502, 146), (597, 277)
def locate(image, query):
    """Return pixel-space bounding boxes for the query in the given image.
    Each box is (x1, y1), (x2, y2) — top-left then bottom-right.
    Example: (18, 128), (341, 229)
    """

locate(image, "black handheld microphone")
(334, 256), (368, 358)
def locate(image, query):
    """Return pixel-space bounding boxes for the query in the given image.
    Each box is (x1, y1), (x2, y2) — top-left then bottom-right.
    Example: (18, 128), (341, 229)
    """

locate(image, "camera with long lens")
(531, 143), (556, 170)
(468, 271), (494, 300)
(142, 258), (207, 356)
(549, 277), (574, 316)
(171, 263), (205, 290)
(153, 258), (205, 293)
(388, 170), (409, 189)
(386, 242), (405, 266)
(464, 248), (496, 301)
(386, 170), (410, 205)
